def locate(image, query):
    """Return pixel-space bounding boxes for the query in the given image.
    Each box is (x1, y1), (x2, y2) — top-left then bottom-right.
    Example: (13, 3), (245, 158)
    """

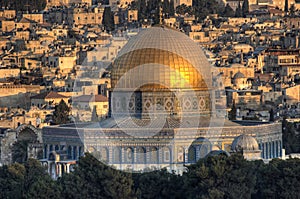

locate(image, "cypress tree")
(169, 0), (175, 16)
(163, 0), (170, 16)
(235, 1), (242, 17)
(223, 4), (234, 17)
(138, 0), (147, 21)
(269, 109), (274, 122)
(53, 100), (70, 125)
(242, 0), (249, 16)
(91, 106), (98, 122)
(284, 0), (289, 13)
(102, 6), (115, 32)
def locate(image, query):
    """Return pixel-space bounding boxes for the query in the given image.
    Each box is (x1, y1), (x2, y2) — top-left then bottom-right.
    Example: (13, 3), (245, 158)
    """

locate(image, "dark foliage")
(102, 6), (115, 32)
(53, 100), (70, 125)
(0, 0), (46, 12)
(58, 153), (134, 199)
(1, 154), (300, 198)
(242, 0), (249, 16)
(282, 118), (300, 154)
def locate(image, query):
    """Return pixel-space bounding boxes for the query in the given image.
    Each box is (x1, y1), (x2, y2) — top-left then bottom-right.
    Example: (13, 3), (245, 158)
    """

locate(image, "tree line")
(0, 0), (46, 12)
(1, 153), (299, 198)
(132, 0), (250, 24)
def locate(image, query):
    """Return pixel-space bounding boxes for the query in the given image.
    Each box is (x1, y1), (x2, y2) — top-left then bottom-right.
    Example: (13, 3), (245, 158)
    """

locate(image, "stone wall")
(0, 85), (43, 108)
(0, 129), (16, 166)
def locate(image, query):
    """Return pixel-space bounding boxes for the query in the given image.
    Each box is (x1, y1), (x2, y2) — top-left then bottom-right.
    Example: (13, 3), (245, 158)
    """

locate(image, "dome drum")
(109, 89), (212, 118)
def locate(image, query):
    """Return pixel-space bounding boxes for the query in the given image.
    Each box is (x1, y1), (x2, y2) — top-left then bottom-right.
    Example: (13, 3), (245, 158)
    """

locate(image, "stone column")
(47, 162), (50, 175)
(58, 164), (62, 177)
(56, 164), (59, 178)
(108, 146), (113, 164)
(184, 147), (189, 163)
(121, 147), (125, 170)
(146, 147), (150, 164)
(67, 164), (70, 173)
(133, 147), (137, 170)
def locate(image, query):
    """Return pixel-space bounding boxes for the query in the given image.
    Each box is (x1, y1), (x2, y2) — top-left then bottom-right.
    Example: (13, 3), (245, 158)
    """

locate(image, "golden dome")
(111, 27), (212, 91)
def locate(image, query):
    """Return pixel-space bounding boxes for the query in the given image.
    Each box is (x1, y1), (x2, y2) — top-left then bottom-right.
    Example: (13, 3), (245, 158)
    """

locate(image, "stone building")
(42, 27), (282, 173)
(231, 134), (262, 160)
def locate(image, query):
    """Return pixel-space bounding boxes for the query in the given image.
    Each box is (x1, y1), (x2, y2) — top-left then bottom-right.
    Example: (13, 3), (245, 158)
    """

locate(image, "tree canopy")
(1, 154), (300, 198)
(102, 6), (115, 33)
(58, 153), (134, 199)
(0, 0), (46, 12)
(52, 100), (70, 125)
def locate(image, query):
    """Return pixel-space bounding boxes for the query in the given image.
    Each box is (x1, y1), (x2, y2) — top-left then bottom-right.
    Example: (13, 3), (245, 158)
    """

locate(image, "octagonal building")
(42, 27), (282, 176)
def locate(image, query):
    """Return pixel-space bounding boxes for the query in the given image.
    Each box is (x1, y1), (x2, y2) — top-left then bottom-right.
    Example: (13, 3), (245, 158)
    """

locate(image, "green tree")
(0, 0), (46, 12)
(269, 108), (274, 122)
(235, 1), (242, 17)
(254, 158), (300, 198)
(91, 105), (98, 122)
(102, 6), (115, 32)
(133, 169), (184, 198)
(12, 140), (30, 163)
(282, 118), (300, 154)
(193, 0), (223, 21)
(169, 0), (175, 16)
(0, 159), (60, 198)
(53, 100), (70, 125)
(163, 0), (170, 16)
(242, 0), (249, 16)
(223, 3), (235, 17)
(228, 101), (237, 120)
(0, 163), (25, 198)
(183, 154), (259, 198)
(59, 153), (134, 199)
(285, 0), (289, 13)
(176, 4), (193, 15)
(23, 159), (61, 198)
(290, 4), (296, 17)
(138, 0), (147, 21)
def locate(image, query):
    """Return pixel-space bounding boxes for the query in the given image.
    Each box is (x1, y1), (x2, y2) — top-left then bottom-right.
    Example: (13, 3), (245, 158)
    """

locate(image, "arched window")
(177, 147), (184, 162)
(150, 147), (158, 163)
(67, 146), (72, 159)
(163, 147), (171, 163)
(188, 146), (196, 163)
(73, 146), (77, 160)
(100, 147), (108, 162)
(136, 147), (146, 164)
(113, 147), (121, 163)
(125, 147), (133, 163)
